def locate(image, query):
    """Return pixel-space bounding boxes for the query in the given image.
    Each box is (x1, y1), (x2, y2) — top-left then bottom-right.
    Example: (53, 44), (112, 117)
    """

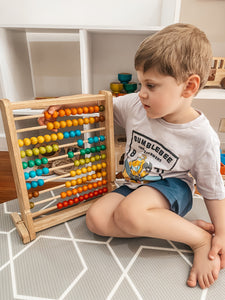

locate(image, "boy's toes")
(187, 271), (197, 288)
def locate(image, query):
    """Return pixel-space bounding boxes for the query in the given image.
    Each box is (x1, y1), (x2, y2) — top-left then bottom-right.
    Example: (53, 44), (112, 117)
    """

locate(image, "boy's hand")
(38, 105), (62, 130)
(209, 234), (225, 269)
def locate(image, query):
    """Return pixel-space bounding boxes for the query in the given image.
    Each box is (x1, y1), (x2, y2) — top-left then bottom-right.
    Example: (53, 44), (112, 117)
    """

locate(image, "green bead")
(90, 147), (96, 153)
(28, 160), (35, 168)
(35, 158), (42, 166)
(68, 151), (74, 158)
(22, 162), (28, 169)
(99, 105), (105, 112)
(101, 145), (106, 150)
(85, 148), (91, 154)
(96, 146), (101, 152)
(80, 149), (86, 155)
(41, 157), (48, 164)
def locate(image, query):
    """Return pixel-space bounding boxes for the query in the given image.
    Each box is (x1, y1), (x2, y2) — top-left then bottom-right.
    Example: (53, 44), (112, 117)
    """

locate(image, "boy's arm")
(204, 198), (225, 268)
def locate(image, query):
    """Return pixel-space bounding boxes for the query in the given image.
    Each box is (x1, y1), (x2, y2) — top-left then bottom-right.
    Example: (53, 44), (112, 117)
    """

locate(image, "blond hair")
(135, 23), (212, 90)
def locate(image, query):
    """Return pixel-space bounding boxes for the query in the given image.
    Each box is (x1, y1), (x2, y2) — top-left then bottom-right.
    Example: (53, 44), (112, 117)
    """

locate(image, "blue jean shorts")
(112, 178), (193, 217)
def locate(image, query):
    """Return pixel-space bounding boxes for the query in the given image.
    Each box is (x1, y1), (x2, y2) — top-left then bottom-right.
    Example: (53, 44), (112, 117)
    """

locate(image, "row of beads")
(22, 157), (48, 169)
(20, 144), (59, 158)
(44, 105), (105, 119)
(46, 115), (105, 131)
(56, 187), (108, 209)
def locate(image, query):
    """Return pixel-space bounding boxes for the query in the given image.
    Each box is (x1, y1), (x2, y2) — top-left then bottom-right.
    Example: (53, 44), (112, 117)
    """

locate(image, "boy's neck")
(162, 106), (200, 124)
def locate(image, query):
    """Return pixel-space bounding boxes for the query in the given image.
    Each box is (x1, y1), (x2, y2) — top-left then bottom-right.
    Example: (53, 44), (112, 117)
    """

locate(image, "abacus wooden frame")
(0, 91), (115, 243)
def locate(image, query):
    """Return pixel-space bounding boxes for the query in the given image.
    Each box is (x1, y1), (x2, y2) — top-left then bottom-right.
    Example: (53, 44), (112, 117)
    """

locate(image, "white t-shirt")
(113, 93), (225, 200)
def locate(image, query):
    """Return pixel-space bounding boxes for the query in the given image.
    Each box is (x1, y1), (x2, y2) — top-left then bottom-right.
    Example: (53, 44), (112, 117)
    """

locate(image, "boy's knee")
(86, 206), (108, 236)
(114, 201), (141, 235)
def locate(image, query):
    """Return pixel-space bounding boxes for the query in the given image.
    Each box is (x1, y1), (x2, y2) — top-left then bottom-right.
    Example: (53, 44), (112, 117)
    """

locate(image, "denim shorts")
(112, 178), (193, 217)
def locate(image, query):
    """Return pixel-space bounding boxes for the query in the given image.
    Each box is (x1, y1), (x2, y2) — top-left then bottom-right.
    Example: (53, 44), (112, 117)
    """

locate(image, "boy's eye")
(147, 84), (155, 89)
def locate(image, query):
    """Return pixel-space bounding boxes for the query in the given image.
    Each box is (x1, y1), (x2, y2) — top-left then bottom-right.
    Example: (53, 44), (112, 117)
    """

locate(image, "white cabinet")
(0, 0), (181, 150)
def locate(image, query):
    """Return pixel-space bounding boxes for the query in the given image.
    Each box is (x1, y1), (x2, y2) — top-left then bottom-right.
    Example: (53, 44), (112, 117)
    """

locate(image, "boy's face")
(137, 68), (188, 123)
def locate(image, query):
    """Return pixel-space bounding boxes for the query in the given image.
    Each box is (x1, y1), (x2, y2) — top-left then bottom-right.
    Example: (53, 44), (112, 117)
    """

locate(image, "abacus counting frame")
(0, 91), (115, 243)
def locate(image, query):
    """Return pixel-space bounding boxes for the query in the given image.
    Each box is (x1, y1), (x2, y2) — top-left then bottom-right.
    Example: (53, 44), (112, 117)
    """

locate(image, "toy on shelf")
(110, 73), (137, 97)
(0, 91), (115, 243)
(205, 57), (225, 89)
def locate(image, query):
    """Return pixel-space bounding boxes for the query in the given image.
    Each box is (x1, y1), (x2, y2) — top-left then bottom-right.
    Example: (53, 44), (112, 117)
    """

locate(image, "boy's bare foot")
(191, 219), (214, 234)
(187, 234), (220, 289)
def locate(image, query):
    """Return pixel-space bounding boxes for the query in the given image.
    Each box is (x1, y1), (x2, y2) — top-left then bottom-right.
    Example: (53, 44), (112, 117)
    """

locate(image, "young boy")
(39, 24), (225, 289)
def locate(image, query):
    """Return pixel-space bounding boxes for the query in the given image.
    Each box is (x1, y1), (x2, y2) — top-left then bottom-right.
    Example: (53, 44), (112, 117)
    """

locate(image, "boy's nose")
(139, 89), (148, 99)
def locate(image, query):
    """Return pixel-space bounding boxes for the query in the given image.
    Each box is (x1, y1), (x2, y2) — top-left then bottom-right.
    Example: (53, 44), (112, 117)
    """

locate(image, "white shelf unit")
(0, 0), (182, 150)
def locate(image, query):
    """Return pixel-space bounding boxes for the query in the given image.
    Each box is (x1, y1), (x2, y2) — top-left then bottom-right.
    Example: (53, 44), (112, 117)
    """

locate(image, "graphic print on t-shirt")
(122, 130), (179, 182)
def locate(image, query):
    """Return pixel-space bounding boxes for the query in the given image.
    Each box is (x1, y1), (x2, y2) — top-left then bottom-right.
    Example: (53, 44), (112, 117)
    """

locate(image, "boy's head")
(135, 23), (212, 91)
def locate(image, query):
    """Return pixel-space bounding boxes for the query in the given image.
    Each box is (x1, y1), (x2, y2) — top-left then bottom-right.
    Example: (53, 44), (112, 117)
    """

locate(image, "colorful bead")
(28, 160), (35, 168)
(26, 182), (31, 190)
(37, 179), (44, 186)
(68, 151), (74, 158)
(77, 139), (84, 147)
(22, 162), (28, 169)
(41, 157), (48, 164)
(31, 181), (38, 188)
(75, 130), (81, 136)
(35, 158), (42, 166)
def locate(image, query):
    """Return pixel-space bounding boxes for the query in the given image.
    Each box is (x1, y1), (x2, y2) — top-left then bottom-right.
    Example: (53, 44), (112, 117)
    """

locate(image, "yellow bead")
(44, 134), (51, 142)
(53, 121), (60, 129)
(65, 181), (71, 188)
(97, 163), (102, 170)
(92, 165), (97, 171)
(76, 169), (82, 176)
(37, 136), (45, 144)
(72, 119), (78, 126)
(57, 132), (64, 140)
(60, 120), (67, 128)
(51, 133), (58, 141)
(30, 137), (38, 145)
(102, 162), (107, 168)
(23, 138), (31, 146)
(92, 174), (97, 180)
(78, 118), (84, 126)
(84, 118), (89, 124)
(81, 167), (87, 174)
(87, 166), (92, 173)
(82, 177), (87, 183)
(47, 122), (54, 130)
(18, 139), (24, 147)
(70, 170), (76, 177)
(89, 117), (95, 124)
(87, 175), (92, 181)
(66, 119), (73, 127)
(76, 178), (82, 185)
(71, 180), (77, 186)
(102, 171), (107, 177)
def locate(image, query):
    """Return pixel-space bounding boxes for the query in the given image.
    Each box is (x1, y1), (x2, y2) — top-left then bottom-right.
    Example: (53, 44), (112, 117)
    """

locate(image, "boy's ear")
(182, 74), (200, 98)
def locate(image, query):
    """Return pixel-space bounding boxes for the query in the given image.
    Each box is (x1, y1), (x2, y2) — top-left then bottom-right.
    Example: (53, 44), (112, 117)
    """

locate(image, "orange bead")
(65, 181), (71, 188)
(93, 182), (98, 188)
(98, 181), (102, 186)
(53, 121), (60, 129)
(76, 178), (83, 185)
(77, 107), (83, 114)
(87, 175), (92, 181)
(59, 109), (65, 117)
(44, 111), (52, 119)
(88, 106), (94, 114)
(61, 192), (67, 198)
(97, 172), (102, 178)
(67, 190), (72, 197)
(52, 111), (59, 119)
(77, 187), (83, 193)
(92, 174), (97, 180)
(83, 185), (88, 192)
(71, 107), (77, 115)
(102, 171), (107, 177)
(72, 119), (78, 126)
(66, 119), (73, 127)
(102, 179), (107, 185)
(65, 108), (72, 116)
(82, 177), (87, 183)
(72, 188), (78, 195)
(88, 183), (93, 190)
(83, 106), (89, 114)
(94, 105), (99, 113)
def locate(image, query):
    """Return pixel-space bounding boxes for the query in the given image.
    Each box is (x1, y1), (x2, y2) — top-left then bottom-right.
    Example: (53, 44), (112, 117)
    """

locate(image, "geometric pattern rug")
(1, 194), (225, 300)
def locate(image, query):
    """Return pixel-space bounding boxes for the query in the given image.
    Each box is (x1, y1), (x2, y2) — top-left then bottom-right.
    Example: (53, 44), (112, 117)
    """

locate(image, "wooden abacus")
(0, 91), (115, 243)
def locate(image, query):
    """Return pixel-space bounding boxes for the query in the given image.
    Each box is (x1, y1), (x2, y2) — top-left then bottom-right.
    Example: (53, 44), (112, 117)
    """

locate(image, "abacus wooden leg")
(11, 212), (31, 244)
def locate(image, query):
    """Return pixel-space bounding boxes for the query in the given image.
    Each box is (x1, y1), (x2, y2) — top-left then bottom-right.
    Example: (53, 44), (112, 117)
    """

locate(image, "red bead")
(102, 187), (108, 193)
(57, 202), (63, 209)
(98, 189), (103, 194)
(93, 190), (99, 197)
(63, 200), (68, 207)
(88, 192), (94, 198)
(84, 194), (89, 200)
(74, 197), (79, 204)
(68, 199), (74, 206)
(79, 195), (84, 202)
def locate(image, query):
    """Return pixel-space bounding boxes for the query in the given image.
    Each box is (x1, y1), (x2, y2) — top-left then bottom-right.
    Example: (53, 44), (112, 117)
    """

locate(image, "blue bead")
(26, 182), (31, 190)
(88, 137), (94, 144)
(24, 172), (29, 180)
(38, 179), (44, 186)
(69, 130), (76, 138)
(29, 170), (36, 178)
(36, 169), (43, 176)
(93, 136), (99, 143)
(42, 167), (49, 175)
(31, 181), (38, 188)
(99, 135), (105, 141)
(63, 132), (70, 139)
(75, 130), (81, 136)
(77, 139), (84, 147)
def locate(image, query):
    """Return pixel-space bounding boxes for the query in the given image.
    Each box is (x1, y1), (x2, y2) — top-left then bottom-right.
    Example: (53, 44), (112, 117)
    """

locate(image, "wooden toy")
(206, 57), (225, 88)
(0, 91), (115, 243)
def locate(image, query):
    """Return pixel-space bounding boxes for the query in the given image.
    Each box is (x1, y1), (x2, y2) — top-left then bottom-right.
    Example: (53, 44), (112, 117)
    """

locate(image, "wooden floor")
(0, 152), (61, 204)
